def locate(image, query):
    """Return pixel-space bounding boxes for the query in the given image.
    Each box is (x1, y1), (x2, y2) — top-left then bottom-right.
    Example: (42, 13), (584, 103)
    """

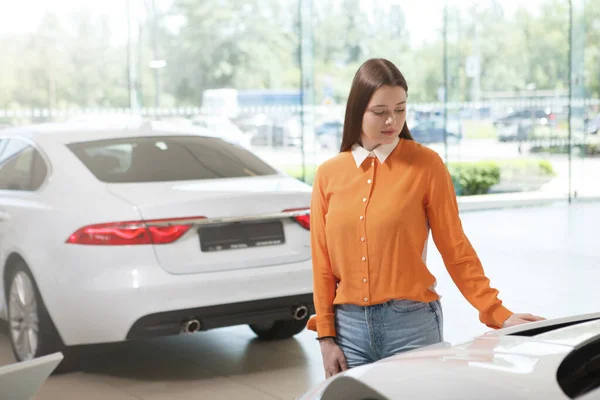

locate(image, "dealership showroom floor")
(1, 201), (599, 400)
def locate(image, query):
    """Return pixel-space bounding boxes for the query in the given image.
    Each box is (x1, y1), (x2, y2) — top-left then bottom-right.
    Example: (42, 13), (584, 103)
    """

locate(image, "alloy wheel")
(8, 271), (39, 361)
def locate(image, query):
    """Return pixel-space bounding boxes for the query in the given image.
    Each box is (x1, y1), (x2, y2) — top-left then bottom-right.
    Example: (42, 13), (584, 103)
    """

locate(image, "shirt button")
(360, 237), (365, 241)
(361, 256), (366, 261)
(363, 278), (368, 283)
(362, 198), (367, 202)
(367, 179), (372, 184)
(371, 162), (375, 166)
(364, 297), (369, 302)
(359, 216), (364, 220)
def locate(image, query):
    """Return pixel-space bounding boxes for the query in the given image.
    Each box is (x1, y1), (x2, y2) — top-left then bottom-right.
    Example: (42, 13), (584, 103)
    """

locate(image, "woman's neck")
(360, 137), (381, 152)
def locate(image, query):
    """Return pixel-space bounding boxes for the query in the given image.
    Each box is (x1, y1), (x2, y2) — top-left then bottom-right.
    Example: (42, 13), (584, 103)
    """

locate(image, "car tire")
(6, 260), (79, 374)
(249, 317), (309, 341)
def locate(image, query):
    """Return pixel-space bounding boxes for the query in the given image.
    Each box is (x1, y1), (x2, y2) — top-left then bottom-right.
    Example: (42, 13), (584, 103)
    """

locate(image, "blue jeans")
(334, 299), (444, 368)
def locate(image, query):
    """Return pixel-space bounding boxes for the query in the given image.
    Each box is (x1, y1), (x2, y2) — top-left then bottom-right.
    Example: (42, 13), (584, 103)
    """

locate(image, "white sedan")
(0, 119), (314, 372)
(298, 312), (600, 400)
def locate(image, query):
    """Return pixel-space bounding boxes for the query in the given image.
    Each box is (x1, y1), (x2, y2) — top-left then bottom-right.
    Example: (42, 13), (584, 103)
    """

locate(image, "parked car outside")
(409, 116), (463, 144)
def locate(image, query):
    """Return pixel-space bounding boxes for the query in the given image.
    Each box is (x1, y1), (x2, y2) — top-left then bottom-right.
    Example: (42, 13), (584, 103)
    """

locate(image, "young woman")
(306, 58), (544, 378)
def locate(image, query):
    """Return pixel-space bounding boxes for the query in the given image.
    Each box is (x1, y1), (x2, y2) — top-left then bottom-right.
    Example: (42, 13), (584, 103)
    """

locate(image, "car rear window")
(67, 135), (278, 183)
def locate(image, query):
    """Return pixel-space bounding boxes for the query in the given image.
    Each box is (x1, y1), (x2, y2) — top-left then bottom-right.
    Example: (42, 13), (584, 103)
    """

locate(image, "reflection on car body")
(298, 313), (600, 400)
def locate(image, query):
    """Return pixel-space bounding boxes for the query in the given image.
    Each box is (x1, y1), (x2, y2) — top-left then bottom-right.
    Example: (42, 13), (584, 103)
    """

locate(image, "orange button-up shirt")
(307, 137), (512, 338)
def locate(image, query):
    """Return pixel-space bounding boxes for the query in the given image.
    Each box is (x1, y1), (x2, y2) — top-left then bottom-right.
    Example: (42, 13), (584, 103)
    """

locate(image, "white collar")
(351, 136), (399, 167)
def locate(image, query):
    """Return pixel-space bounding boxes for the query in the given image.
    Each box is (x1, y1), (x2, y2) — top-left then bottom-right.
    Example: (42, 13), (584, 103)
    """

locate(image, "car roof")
(0, 117), (220, 145)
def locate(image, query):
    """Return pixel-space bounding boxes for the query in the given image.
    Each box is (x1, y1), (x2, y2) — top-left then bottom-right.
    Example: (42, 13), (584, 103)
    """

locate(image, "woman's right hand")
(319, 338), (348, 378)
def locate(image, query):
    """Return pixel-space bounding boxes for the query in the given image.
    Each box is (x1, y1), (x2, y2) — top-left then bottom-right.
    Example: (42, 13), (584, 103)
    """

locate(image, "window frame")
(0, 135), (51, 193)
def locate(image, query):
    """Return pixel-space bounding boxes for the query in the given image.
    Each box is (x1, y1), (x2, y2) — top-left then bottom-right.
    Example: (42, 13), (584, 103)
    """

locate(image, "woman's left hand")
(502, 313), (546, 328)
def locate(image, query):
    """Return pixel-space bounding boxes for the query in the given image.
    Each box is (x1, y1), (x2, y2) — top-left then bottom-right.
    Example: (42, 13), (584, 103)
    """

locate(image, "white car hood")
(299, 313), (600, 400)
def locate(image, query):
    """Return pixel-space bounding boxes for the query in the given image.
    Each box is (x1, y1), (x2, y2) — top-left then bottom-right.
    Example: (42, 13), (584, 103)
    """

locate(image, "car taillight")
(66, 216), (206, 245)
(284, 208), (310, 230)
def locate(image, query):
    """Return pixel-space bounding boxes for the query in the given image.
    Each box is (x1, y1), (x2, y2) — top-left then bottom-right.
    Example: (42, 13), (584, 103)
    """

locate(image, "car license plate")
(198, 220), (285, 252)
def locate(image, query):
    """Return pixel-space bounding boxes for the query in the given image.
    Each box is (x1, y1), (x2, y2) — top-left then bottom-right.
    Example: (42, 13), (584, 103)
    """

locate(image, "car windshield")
(67, 135), (278, 183)
(557, 332), (600, 398)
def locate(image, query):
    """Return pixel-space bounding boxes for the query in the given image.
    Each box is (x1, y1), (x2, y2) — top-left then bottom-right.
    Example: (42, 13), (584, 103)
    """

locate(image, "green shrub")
(448, 161), (501, 196)
(496, 159), (556, 178)
(537, 160), (556, 176)
(448, 159), (556, 195)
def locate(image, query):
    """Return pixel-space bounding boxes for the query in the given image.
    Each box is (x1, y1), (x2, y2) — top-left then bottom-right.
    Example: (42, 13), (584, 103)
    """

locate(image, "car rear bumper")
(126, 293), (315, 339)
(45, 257), (314, 346)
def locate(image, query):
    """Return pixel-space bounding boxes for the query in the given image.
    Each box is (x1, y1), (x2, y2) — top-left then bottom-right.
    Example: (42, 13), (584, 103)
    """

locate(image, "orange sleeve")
(424, 154), (513, 329)
(306, 167), (338, 337)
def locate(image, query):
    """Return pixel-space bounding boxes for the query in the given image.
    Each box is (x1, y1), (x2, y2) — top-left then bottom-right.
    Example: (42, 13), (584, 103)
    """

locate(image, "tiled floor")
(1, 201), (599, 399)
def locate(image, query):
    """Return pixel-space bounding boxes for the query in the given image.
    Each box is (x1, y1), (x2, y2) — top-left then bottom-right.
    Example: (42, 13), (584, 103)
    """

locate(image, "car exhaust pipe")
(292, 305), (308, 321)
(181, 318), (201, 334)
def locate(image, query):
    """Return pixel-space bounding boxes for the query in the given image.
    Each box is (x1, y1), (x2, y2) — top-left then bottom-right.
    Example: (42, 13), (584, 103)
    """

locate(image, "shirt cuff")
(307, 313), (336, 337)
(485, 305), (513, 329)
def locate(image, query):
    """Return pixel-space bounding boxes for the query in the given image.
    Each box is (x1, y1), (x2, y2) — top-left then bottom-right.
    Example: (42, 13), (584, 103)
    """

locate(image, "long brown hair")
(339, 58), (413, 152)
